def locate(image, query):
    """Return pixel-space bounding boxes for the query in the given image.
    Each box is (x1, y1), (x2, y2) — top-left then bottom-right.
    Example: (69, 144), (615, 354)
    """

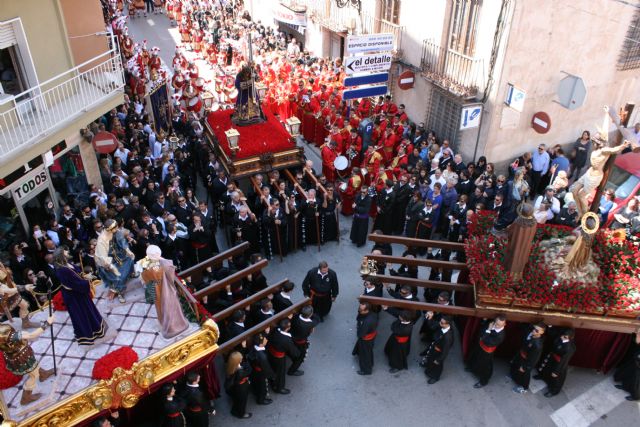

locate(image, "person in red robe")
(340, 167), (362, 215)
(382, 128), (399, 163)
(321, 141), (338, 183)
(361, 145), (383, 186)
(390, 147), (409, 178)
(357, 98), (372, 118)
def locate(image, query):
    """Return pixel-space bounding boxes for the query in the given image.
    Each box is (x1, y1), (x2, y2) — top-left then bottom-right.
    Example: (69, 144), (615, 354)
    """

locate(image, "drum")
(211, 102), (220, 112)
(187, 97), (202, 112)
(334, 155), (349, 171)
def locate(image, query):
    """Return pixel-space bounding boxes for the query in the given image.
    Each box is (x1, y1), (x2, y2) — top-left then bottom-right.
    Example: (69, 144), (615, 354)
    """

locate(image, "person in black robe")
(404, 191), (424, 238)
(373, 179), (396, 235)
(224, 351), (252, 419)
(535, 328), (576, 397)
(251, 298), (274, 326)
(232, 207), (260, 254)
(424, 315), (454, 384)
(614, 333), (640, 401)
(247, 333), (275, 405)
(362, 279), (383, 313)
(53, 248), (108, 346)
(299, 189), (321, 249)
(266, 319), (300, 394)
(302, 261), (339, 321)
(510, 323), (546, 394)
(262, 199), (287, 260)
(467, 315), (507, 388)
(223, 310), (247, 353)
(383, 309), (415, 373)
(320, 186), (341, 243)
(160, 383), (186, 427)
(181, 371), (211, 427)
(352, 302), (378, 375)
(350, 186), (372, 247)
(393, 176), (413, 234)
(419, 292), (452, 357)
(288, 305), (318, 376)
(284, 193), (301, 252)
(414, 200), (435, 255)
(272, 281), (294, 313)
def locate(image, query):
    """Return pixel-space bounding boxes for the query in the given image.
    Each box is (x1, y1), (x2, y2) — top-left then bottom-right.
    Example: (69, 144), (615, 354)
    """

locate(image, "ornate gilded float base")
(5, 320), (219, 427)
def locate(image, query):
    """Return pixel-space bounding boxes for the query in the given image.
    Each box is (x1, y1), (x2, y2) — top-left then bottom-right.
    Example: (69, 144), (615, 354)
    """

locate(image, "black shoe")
(389, 368), (399, 373)
(357, 370), (371, 375)
(626, 396), (637, 401)
(273, 388), (290, 395)
(544, 391), (556, 398)
(288, 370), (304, 376)
(427, 378), (438, 385)
(614, 384), (624, 390)
(257, 399), (273, 405)
(533, 374), (543, 380)
(473, 382), (485, 389)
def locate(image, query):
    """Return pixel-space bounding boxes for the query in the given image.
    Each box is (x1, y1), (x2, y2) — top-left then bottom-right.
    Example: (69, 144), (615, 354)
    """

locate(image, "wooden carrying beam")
(368, 234), (466, 251)
(193, 259), (269, 299)
(283, 169), (309, 198)
(303, 168), (327, 195)
(359, 296), (640, 334)
(216, 298), (311, 354)
(367, 254), (467, 271)
(363, 274), (473, 293)
(213, 279), (289, 322)
(178, 242), (250, 284)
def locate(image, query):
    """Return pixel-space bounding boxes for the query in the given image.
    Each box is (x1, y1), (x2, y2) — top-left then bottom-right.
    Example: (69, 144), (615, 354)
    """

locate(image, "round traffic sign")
(398, 70), (415, 90)
(92, 131), (119, 154)
(531, 112), (551, 134)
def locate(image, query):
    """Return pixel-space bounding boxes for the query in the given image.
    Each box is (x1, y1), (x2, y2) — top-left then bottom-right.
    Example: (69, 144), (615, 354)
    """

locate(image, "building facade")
(0, 0), (125, 234)
(250, 0), (640, 164)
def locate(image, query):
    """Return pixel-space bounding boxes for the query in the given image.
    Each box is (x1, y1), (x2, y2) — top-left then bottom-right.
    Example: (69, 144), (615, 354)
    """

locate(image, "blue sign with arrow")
(344, 73), (389, 87)
(343, 84), (388, 101)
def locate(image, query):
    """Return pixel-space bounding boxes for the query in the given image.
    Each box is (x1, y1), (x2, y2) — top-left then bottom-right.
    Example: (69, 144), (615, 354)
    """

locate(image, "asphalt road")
(126, 13), (640, 427)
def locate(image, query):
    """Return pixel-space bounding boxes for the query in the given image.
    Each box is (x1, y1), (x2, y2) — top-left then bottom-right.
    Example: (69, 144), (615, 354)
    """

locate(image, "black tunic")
(272, 292), (293, 313)
(510, 331), (544, 389)
(424, 327), (454, 380)
(247, 347), (275, 404)
(181, 384), (211, 427)
(302, 268), (339, 318)
(300, 196), (321, 246)
(262, 208), (287, 259)
(404, 199), (424, 238)
(384, 319), (414, 370)
(232, 214), (260, 254)
(540, 338), (576, 394)
(225, 365), (252, 418)
(350, 194), (371, 247)
(374, 188), (396, 235)
(352, 311), (378, 374)
(392, 183), (413, 234)
(320, 193), (340, 243)
(468, 324), (506, 385)
(161, 397), (186, 427)
(267, 329), (300, 392)
(288, 314), (319, 373)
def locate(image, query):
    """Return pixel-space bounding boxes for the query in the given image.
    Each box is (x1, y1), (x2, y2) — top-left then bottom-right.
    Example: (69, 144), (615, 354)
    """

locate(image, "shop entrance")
(11, 165), (58, 234)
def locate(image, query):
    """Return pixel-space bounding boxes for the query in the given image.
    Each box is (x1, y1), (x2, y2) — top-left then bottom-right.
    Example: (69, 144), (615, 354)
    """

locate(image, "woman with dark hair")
(571, 130), (592, 179)
(160, 383), (186, 427)
(475, 156), (487, 174)
(225, 351), (252, 419)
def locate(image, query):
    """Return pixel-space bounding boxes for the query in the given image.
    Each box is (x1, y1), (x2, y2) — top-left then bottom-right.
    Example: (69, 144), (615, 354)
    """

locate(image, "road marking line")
(550, 378), (628, 427)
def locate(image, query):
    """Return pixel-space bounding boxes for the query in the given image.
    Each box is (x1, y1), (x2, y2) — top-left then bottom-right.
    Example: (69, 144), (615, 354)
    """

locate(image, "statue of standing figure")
(95, 219), (134, 303)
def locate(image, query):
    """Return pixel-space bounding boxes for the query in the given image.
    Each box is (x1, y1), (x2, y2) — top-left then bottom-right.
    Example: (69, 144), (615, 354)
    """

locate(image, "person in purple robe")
(53, 248), (108, 346)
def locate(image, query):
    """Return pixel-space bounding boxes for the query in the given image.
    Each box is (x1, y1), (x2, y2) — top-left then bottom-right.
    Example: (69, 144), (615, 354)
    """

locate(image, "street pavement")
(126, 14), (640, 427)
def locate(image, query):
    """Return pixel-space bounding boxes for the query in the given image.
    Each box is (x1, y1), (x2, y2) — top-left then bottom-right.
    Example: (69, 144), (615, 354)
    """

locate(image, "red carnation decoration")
(92, 347), (139, 380)
(52, 292), (67, 311)
(0, 353), (23, 390)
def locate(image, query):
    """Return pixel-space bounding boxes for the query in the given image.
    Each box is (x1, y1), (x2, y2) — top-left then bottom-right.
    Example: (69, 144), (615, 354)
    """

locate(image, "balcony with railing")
(0, 49), (124, 159)
(420, 39), (486, 99)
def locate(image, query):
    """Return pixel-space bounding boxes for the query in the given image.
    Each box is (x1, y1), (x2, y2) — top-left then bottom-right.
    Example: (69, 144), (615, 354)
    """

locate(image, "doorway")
(330, 33), (344, 61)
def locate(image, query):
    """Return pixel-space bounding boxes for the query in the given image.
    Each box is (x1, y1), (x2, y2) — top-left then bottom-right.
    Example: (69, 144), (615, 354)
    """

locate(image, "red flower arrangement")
(466, 212), (640, 316)
(92, 347), (139, 380)
(52, 292), (67, 311)
(0, 353), (22, 390)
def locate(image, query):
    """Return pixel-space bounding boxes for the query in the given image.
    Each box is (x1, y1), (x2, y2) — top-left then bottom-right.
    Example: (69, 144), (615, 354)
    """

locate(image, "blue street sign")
(344, 73), (389, 87)
(343, 84), (388, 100)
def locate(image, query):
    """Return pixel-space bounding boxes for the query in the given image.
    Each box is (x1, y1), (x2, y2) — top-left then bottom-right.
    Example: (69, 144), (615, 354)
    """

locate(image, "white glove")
(25, 284), (35, 292)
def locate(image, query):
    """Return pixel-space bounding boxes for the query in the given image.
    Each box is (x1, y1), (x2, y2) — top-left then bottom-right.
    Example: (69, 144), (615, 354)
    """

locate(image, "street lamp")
(201, 91), (214, 111)
(255, 81), (267, 100)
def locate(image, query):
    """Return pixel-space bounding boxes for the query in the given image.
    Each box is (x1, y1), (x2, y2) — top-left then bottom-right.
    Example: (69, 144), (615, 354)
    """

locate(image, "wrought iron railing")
(420, 39), (485, 99)
(0, 49), (125, 158)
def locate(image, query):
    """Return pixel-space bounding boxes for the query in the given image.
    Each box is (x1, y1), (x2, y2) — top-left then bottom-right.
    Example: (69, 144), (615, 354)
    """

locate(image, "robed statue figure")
(231, 63), (265, 126)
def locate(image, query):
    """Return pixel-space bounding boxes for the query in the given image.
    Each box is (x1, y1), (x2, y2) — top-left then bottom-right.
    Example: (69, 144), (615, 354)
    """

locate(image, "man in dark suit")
(302, 261), (339, 321)
(288, 305), (319, 376)
(511, 323), (546, 394)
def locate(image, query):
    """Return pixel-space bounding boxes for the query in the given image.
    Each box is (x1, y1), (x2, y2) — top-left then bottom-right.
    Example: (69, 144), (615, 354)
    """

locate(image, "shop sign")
(13, 165), (47, 201)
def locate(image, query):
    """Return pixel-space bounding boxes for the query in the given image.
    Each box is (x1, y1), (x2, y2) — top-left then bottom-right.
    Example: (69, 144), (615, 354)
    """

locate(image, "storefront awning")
(273, 2), (307, 27)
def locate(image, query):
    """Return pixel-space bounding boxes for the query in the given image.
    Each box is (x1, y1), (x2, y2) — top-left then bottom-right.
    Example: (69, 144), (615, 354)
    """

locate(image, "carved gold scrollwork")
(86, 385), (113, 411)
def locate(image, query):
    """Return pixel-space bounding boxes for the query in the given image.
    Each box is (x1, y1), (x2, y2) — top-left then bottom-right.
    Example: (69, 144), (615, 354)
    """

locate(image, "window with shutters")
(0, 46), (27, 95)
(381, 0), (401, 25)
(449, 0), (481, 56)
(425, 87), (462, 148)
(618, 9), (640, 71)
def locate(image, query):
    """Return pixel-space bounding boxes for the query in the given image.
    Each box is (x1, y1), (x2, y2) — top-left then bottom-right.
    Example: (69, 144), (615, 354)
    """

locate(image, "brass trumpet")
(359, 256), (378, 276)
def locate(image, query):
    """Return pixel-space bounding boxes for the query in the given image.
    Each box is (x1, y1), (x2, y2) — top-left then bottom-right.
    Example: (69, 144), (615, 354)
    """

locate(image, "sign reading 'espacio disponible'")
(346, 33), (394, 54)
